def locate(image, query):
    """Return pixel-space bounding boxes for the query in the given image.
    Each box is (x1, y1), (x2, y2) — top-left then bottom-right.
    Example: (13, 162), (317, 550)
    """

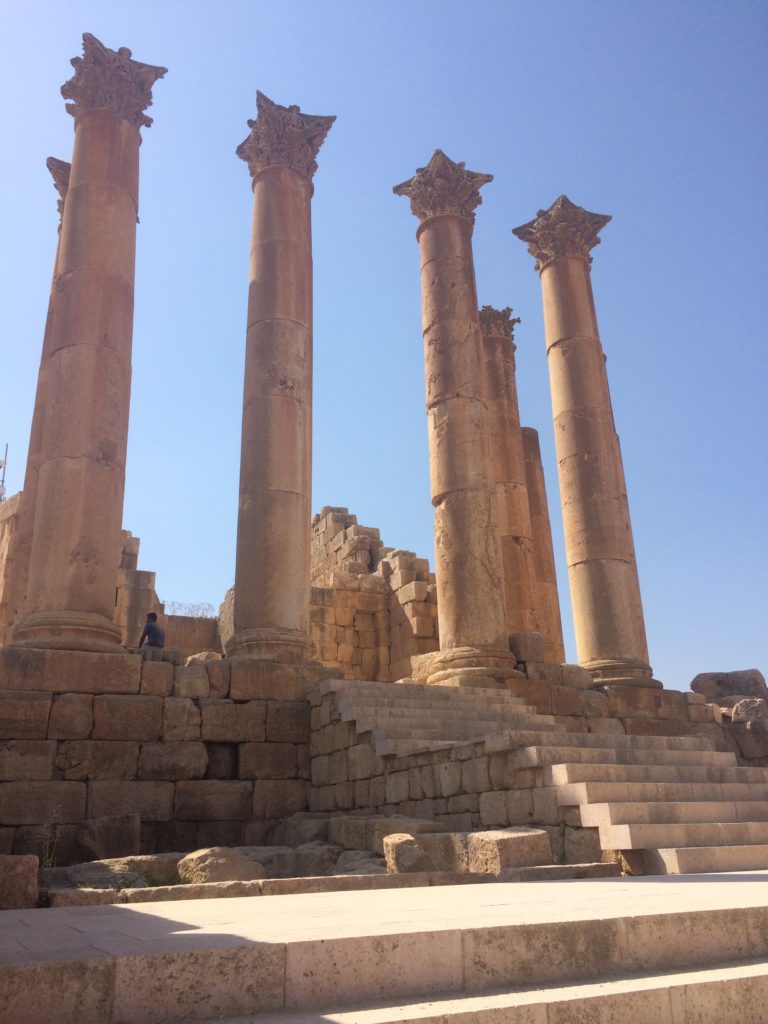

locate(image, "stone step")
(516, 745), (736, 769)
(581, 800), (768, 827)
(487, 730), (718, 753)
(600, 820), (768, 850)
(557, 780), (768, 806)
(338, 690), (535, 709)
(375, 738), (460, 755)
(545, 762), (768, 786)
(191, 958), (768, 1023)
(645, 846), (768, 874)
(362, 715), (557, 739)
(338, 698), (540, 719)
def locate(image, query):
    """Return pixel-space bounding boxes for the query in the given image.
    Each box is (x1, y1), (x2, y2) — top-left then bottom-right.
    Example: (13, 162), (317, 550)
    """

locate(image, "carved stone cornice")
(479, 305), (521, 341)
(46, 157), (71, 219)
(512, 195), (611, 271)
(236, 91), (335, 182)
(393, 150), (493, 225)
(61, 33), (167, 129)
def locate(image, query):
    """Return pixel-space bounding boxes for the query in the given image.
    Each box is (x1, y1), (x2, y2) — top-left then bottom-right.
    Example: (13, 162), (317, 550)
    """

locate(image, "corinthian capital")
(393, 150), (493, 225)
(479, 305), (521, 341)
(61, 33), (167, 129)
(237, 91), (335, 181)
(512, 195), (611, 271)
(46, 157), (71, 219)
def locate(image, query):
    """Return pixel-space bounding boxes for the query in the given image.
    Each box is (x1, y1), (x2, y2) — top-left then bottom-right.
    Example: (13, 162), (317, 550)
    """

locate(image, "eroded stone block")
(0, 854), (39, 909)
(174, 780), (252, 821)
(0, 691), (51, 739)
(48, 693), (93, 739)
(92, 695), (163, 741)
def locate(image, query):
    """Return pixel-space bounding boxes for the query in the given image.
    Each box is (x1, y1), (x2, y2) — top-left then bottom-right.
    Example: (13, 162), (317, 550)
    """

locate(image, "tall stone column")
(230, 93), (335, 662)
(394, 151), (516, 684)
(513, 196), (655, 686)
(521, 427), (565, 664)
(478, 305), (539, 639)
(12, 34), (166, 653)
(2, 159), (70, 645)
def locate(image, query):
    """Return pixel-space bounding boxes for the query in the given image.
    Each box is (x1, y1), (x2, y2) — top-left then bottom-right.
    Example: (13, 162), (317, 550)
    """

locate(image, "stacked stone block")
(376, 551), (439, 681)
(309, 576), (390, 681)
(310, 507), (388, 585)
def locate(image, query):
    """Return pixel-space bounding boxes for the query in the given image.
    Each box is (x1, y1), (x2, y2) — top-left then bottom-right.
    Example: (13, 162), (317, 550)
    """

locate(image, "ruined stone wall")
(0, 493), (22, 644)
(162, 615), (221, 660)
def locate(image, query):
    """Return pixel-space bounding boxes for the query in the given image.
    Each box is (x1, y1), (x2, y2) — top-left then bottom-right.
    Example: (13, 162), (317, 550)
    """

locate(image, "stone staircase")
(324, 679), (768, 875)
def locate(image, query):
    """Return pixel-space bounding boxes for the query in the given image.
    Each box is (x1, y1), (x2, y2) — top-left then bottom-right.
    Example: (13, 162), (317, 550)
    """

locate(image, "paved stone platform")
(2, 872), (768, 1022)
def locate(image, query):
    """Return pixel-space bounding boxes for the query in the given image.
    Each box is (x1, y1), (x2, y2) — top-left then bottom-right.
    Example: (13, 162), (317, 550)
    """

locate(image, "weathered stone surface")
(0, 780), (85, 825)
(564, 826), (602, 864)
(138, 742), (207, 780)
(207, 660), (231, 698)
(509, 631), (545, 664)
(77, 814), (140, 860)
(731, 698), (768, 723)
(295, 841), (341, 877)
(691, 669), (767, 701)
(92, 695), (163, 740)
(48, 693), (93, 739)
(139, 660), (174, 696)
(0, 691), (52, 739)
(467, 828), (552, 873)
(97, 853), (181, 887)
(0, 854), (39, 909)
(236, 845), (296, 877)
(173, 664), (210, 699)
(730, 720), (768, 759)
(252, 780), (308, 819)
(239, 742), (298, 779)
(185, 651), (222, 665)
(88, 781), (174, 821)
(200, 699), (266, 742)
(163, 697), (201, 741)
(335, 849), (387, 874)
(383, 833), (436, 873)
(414, 832), (470, 872)
(177, 846), (265, 884)
(266, 700), (311, 743)
(174, 781), (252, 821)
(55, 740), (138, 780)
(0, 649), (141, 694)
(0, 740), (56, 781)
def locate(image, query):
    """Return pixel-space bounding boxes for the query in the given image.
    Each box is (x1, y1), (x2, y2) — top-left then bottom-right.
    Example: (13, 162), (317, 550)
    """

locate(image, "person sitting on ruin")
(138, 612), (165, 649)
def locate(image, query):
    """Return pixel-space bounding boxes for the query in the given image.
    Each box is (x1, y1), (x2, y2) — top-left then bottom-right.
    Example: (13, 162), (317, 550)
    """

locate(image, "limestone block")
(435, 761), (462, 798)
(185, 651), (222, 665)
(203, 743), (235, 779)
(92, 695), (163, 741)
(368, 776), (386, 807)
(414, 832), (470, 872)
(461, 757), (491, 793)
(163, 697), (201, 741)
(55, 740), (138, 780)
(532, 786), (561, 825)
(49, 887), (120, 907)
(507, 789), (535, 824)
(239, 741), (298, 779)
(397, 581), (429, 604)
(328, 816), (368, 850)
(510, 631), (545, 663)
(587, 717), (626, 735)
(730, 721), (768, 759)
(383, 833), (435, 873)
(88, 781), (174, 821)
(0, 691), (52, 739)
(348, 742), (384, 781)
(0, 781), (85, 824)
(335, 848), (387, 874)
(266, 700), (311, 742)
(93, 852), (182, 887)
(732, 698), (768, 722)
(200, 699), (266, 743)
(0, 740), (55, 781)
(236, 844), (296, 876)
(270, 812), (329, 847)
(47, 693), (93, 739)
(139, 661), (174, 697)
(173, 664), (210, 699)
(467, 828), (552, 873)
(177, 846), (265, 883)
(368, 818), (442, 856)
(691, 669), (767, 701)
(561, 664), (595, 688)
(138, 741), (208, 780)
(0, 828), (12, 854)
(242, 820), (270, 845)
(77, 813), (140, 860)
(385, 770), (410, 805)
(194, 820), (244, 850)
(0, 648), (141, 694)
(295, 840), (341, 877)
(174, 781), (252, 821)
(207, 660), (231, 699)
(579, 688), (609, 718)
(479, 790), (509, 827)
(564, 826), (602, 864)
(551, 687), (583, 717)
(229, 661), (326, 702)
(252, 779), (308, 819)
(334, 781), (354, 809)
(0, 854), (39, 909)
(327, 749), (348, 785)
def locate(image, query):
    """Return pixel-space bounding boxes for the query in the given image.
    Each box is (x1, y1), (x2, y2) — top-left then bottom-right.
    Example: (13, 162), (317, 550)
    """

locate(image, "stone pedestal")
(394, 151), (515, 685)
(11, 35), (165, 654)
(478, 306), (539, 639)
(513, 196), (655, 687)
(521, 428), (566, 664)
(230, 93), (334, 664)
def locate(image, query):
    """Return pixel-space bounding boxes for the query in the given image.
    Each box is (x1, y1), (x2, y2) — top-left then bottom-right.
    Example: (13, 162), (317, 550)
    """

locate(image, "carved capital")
(61, 33), (166, 129)
(512, 195), (611, 271)
(46, 157), (71, 220)
(236, 91), (335, 181)
(479, 305), (521, 341)
(393, 150), (492, 225)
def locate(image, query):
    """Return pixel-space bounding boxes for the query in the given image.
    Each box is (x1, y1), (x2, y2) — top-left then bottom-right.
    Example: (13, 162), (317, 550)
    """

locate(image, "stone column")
(513, 196), (654, 686)
(478, 305), (539, 639)
(394, 151), (516, 684)
(1, 159), (70, 645)
(521, 427), (566, 664)
(12, 34), (166, 653)
(230, 92), (335, 661)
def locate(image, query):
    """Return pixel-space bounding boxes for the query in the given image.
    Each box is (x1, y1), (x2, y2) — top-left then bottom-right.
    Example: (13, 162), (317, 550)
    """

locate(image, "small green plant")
(38, 806), (62, 870)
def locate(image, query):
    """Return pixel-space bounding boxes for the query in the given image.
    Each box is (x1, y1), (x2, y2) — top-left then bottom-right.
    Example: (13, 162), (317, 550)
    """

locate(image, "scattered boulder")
(383, 833), (436, 874)
(269, 813), (330, 847)
(0, 854), (39, 909)
(334, 849), (387, 875)
(731, 699), (768, 723)
(235, 845), (296, 877)
(177, 847), (265, 884)
(691, 669), (767, 702)
(295, 841), (342, 877)
(41, 861), (147, 891)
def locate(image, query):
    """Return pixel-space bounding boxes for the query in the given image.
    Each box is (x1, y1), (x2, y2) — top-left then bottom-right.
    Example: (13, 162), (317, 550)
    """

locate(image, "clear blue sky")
(1, 1), (766, 689)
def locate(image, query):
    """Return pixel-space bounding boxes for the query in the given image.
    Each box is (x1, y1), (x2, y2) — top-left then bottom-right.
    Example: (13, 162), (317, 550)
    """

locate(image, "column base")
(584, 658), (661, 689)
(10, 610), (124, 654)
(227, 627), (314, 663)
(411, 646), (526, 688)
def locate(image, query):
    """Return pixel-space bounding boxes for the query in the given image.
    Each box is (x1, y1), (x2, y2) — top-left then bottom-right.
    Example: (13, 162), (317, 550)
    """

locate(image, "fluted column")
(1, 159), (70, 645)
(394, 151), (516, 683)
(230, 93), (335, 661)
(521, 427), (565, 664)
(12, 34), (165, 653)
(513, 196), (655, 686)
(478, 305), (539, 639)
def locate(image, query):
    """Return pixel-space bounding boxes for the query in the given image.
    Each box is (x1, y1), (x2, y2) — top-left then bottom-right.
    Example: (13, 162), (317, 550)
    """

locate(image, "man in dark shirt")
(139, 612), (165, 649)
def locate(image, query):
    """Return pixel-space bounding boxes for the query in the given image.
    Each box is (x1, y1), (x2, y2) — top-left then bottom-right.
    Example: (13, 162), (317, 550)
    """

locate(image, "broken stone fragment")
(383, 833), (436, 874)
(177, 847), (265, 884)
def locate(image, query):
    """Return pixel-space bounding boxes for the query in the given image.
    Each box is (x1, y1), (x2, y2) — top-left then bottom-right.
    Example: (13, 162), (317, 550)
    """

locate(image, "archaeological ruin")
(1, 31), (767, 1024)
